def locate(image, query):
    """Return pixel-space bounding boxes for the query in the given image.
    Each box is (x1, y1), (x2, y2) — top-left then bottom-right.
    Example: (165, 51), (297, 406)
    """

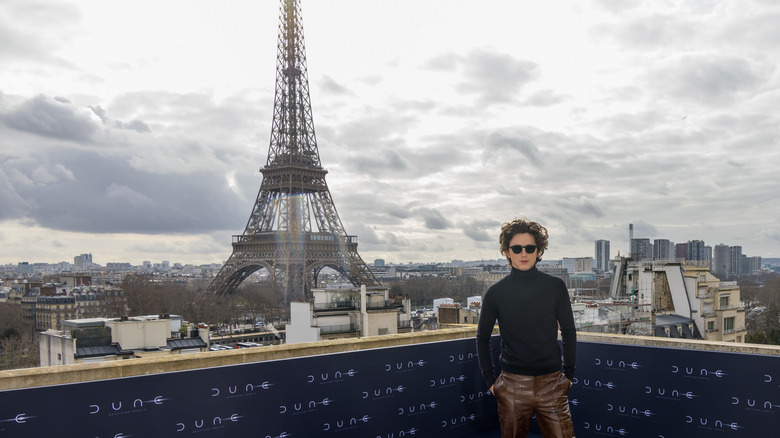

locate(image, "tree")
(745, 301), (780, 345)
(240, 282), (281, 325)
(387, 276), (488, 307)
(0, 303), (38, 370)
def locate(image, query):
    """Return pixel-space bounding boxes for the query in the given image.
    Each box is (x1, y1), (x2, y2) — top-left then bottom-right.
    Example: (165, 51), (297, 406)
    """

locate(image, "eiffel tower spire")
(207, 0), (379, 301)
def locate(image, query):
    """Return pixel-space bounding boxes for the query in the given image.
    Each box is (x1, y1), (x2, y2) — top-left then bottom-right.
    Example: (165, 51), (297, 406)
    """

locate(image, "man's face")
(507, 232), (539, 271)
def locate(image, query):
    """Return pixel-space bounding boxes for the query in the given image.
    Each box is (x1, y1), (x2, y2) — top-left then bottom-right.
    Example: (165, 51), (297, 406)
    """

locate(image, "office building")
(630, 238), (653, 260)
(653, 239), (674, 260)
(687, 240), (707, 261)
(675, 243), (688, 259)
(743, 255), (762, 276)
(73, 254), (93, 270)
(594, 239), (610, 272)
(729, 246), (743, 276)
(713, 244), (730, 277)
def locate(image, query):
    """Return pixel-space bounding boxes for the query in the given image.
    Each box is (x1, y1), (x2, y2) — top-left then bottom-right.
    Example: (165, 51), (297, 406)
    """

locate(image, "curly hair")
(499, 218), (549, 263)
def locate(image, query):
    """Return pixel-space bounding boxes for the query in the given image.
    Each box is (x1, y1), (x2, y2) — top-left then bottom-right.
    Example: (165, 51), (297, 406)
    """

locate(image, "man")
(476, 218), (577, 437)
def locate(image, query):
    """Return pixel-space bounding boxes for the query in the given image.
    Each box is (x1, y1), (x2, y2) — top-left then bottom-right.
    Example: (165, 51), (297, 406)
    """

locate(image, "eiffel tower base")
(207, 232), (378, 302)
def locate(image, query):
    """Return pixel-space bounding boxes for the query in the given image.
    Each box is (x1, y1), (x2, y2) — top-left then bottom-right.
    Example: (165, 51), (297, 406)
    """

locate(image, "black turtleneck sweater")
(476, 266), (576, 388)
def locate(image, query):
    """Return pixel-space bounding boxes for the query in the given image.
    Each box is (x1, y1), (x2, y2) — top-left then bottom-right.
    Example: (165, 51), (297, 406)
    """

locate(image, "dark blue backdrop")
(1, 337), (778, 437)
(0, 338), (496, 438)
(569, 341), (779, 437)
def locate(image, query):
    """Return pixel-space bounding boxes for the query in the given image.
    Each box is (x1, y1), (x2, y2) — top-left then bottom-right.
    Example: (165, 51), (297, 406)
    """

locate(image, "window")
(719, 295), (730, 308)
(707, 321), (715, 331)
(723, 317), (735, 332)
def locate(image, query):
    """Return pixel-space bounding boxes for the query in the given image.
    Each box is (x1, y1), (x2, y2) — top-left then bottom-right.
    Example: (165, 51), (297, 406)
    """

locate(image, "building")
(562, 257), (593, 273)
(284, 285), (411, 344)
(713, 244), (731, 278)
(675, 242), (688, 259)
(61, 275), (91, 287)
(16, 262), (34, 275)
(594, 239), (610, 273)
(687, 240), (705, 261)
(653, 239), (674, 260)
(610, 257), (746, 342)
(35, 295), (77, 331)
(437, 302), (480, 325)
(39, 315), (208, 366)
(576, 257), (593, 273)
(73, 254), (93, 270)
(4, 274), (127, 330)
(630, 238), (653, 260)
(106, 262), (132, 270)
(744, 256), (762, 275)
(474, 269), (509, 288)
(729, 245), (743, 276)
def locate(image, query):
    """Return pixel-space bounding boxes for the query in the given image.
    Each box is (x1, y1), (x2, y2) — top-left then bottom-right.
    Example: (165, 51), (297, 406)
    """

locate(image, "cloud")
(554, 196), (606, 218)
(0, 92), (254, 235)
(413, 207), (452, 230)
(423, 49), (539, 106)
(345, 146), (410, 174)
(460, 219), (500, 243)
(524, 89), (570, 107)
(648, 52), (770, 104)
(1, 94), (99, 142)
(481, 131), (544, 168)
(424, 53), (461, 71)
(318, 75), (353, 96)
(0, 1), (81, 66)
(91, 104), (151, 133)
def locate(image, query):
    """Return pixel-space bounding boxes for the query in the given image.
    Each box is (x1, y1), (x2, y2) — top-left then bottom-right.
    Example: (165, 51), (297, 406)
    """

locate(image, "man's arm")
(558, 284), (577, 380)
(476, 291), (498, 389)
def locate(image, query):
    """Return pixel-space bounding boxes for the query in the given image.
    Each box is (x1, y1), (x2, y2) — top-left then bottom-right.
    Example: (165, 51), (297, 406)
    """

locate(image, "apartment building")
(610, 257), (747, 342)
(285, 285), (412, 344)
(39, 315), (208, 366)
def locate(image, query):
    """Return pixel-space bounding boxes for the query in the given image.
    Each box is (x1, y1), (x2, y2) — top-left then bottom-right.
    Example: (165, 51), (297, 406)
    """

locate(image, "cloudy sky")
(1, 0), (778, 267)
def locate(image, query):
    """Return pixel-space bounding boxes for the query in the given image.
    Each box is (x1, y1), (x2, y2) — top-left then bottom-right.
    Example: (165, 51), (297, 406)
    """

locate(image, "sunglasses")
(509, 244), (537, 254)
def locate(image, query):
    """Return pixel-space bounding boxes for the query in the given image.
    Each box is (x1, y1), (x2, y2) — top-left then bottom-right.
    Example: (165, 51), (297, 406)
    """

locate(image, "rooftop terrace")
(1, 329), (778, 437)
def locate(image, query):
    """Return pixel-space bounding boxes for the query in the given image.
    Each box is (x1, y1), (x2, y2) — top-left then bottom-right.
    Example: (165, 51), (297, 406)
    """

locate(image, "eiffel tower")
(206, 0), (379, 301)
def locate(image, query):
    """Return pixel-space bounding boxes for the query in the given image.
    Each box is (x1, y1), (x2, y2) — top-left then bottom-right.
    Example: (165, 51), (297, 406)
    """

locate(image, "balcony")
(1, 329), (778, 437)
(366, 299), (397, 310)
(319, 323), (359, 335)
(313, 301), (357, 311)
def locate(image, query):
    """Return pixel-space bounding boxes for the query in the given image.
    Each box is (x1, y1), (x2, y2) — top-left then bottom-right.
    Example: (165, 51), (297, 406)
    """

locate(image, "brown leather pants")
(493, 371), (575, 438)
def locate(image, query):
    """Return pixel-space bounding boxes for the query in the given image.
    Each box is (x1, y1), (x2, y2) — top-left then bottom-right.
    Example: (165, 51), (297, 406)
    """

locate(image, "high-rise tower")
(206, 0), (379, 301)
(594, 239), (610, 273)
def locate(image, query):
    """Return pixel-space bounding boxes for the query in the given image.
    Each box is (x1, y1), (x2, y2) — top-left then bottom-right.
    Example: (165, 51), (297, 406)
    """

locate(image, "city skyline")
(1, 0), (779, 266)
(4, 236), (773, 270)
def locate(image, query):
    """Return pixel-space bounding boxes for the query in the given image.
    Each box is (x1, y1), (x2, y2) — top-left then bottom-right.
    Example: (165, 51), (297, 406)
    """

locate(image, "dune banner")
(1, 337), (777, 437)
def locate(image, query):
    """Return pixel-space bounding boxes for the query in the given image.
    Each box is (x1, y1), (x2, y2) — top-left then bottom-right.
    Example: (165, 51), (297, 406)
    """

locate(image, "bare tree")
(0, 304), (38, 370)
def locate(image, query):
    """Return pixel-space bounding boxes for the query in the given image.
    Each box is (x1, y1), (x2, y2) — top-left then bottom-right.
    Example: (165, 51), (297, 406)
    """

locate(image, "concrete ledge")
(2, 328), (778, 390)
(576, 332), (780, 356)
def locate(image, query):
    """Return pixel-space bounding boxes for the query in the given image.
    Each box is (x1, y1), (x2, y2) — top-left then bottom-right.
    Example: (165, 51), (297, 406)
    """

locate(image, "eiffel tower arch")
(206, 0), (379, 302)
